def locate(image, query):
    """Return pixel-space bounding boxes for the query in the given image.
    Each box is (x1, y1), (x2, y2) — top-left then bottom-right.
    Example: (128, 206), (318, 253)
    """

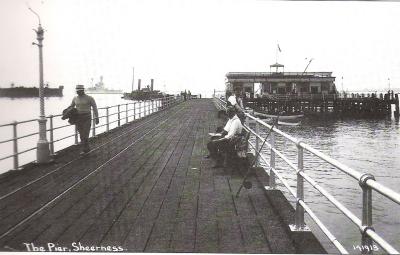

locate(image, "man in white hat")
(70, 84), (99, 154)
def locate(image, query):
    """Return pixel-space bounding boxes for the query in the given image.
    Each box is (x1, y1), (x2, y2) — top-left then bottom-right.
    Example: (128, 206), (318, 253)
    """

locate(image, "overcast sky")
(1, 0), (400, 96)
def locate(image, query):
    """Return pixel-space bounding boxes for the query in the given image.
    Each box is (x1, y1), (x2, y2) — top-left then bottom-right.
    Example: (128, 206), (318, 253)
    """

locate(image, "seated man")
(206, 106), (243, 168)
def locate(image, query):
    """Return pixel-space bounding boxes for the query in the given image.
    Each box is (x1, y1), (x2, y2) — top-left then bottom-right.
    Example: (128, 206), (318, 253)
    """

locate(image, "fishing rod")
(235, 112), (281, 198)
(236, 57), (311, 197)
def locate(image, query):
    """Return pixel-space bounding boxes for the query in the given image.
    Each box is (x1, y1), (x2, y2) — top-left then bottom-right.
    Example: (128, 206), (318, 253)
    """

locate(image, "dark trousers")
(76, 113), (92, 151)
(207, 139), (230, 165)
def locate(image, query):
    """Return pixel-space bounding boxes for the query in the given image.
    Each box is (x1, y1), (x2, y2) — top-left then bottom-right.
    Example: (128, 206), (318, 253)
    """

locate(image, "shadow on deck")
(0, 99), (325, 253)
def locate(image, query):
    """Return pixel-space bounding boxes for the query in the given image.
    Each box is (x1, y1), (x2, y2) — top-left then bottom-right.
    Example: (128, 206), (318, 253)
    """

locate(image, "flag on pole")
(277, 44), (282, 52)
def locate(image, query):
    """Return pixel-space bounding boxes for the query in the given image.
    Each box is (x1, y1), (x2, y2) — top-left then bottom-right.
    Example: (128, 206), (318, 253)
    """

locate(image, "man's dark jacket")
(61, 106), (78, 124)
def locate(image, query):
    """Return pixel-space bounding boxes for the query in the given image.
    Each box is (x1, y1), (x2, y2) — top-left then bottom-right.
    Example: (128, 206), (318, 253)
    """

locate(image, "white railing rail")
(0, 95), (182, 171)
(213, 96), (400, 255)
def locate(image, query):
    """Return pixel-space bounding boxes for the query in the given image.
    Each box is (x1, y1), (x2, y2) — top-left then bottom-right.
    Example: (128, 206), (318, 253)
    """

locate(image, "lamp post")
(31, 9), (50, 163)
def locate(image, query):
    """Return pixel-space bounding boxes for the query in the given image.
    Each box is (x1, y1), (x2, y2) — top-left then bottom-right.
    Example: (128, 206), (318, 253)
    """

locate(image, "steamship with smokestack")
(122, 78), (163, 101)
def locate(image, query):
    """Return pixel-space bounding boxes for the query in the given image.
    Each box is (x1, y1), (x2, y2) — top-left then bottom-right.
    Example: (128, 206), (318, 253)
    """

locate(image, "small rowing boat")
(251, 110), (303, 126)
(277, 120), (301, 126)
(253, 111), (304, 120)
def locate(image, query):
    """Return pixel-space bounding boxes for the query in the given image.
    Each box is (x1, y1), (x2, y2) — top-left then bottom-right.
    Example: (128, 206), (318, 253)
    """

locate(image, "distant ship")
(0, 84), (63, 98)
(123, 88), (164, 101)
(123, 78), (164, 101)
(86, 76), (123, 94)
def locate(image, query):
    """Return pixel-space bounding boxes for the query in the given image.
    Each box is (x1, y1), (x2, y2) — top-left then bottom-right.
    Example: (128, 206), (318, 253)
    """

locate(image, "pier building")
(225, 64), (400, 117)
(226, 63), (337, 98)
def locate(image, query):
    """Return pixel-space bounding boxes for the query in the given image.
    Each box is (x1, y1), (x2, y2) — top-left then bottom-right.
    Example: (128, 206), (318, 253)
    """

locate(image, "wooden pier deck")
(0, 99), (325, 253)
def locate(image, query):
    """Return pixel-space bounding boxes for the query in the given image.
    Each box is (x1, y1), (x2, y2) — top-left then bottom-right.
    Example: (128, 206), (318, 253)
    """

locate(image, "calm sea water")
(0, 95), (399, 253)
(0, 93), (154, 173)
(251, 114), (400, 253)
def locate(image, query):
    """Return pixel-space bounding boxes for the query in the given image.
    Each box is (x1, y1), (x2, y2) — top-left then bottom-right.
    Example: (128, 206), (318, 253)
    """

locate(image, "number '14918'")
(353, 245), (379, 252)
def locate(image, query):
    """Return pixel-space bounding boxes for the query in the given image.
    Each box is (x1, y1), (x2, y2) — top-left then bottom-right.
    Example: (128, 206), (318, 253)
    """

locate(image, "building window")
(278, 87), (286, 94)
(311, 86), (319, 93)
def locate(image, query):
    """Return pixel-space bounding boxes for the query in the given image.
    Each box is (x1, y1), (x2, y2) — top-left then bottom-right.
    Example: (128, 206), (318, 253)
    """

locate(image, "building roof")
(225, 72), (335, 83)
(270, 63), (285, 68)
(226, 72), (333, 78)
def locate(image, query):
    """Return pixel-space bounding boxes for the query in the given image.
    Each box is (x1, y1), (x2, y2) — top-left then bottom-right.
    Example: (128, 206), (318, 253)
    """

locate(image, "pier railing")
(0, 95), (182, 172)
(213, 96), (400, 254)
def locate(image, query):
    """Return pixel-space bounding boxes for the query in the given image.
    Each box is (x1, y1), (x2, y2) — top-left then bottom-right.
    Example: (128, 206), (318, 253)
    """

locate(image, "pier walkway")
(0, 99), (324, 253)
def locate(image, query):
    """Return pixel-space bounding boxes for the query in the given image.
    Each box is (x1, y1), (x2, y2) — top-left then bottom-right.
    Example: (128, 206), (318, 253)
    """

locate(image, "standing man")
(227, 89), (244, 111)
(227, 89), (245, 122)
(71, 85), (99, 154)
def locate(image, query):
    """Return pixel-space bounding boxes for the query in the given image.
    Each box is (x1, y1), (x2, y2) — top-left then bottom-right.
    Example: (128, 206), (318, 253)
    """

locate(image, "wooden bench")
(225, 128), (252, 171)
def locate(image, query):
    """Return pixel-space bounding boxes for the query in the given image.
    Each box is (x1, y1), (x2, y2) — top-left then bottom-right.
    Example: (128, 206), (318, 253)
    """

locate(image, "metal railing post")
(268, 132), (276, 189)
(150, 100), (152, 114)
(75, 125), (79, 145)
(133, 102), (136, 120)
(117, 105), (121, 127)
(360, 174), (375, 254)
(49, 115), (54, 155)
(255, 119), (260, 167)
(291, 143), (308, 231)
(106, 107), (110, 132)
(125, 103), (128, 123)
(12, 121), (19, 170)
(92, 117), (96, 137)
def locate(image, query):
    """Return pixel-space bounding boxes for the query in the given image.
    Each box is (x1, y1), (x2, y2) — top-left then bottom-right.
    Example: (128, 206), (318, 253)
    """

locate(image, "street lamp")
(30, 7), (50, 163)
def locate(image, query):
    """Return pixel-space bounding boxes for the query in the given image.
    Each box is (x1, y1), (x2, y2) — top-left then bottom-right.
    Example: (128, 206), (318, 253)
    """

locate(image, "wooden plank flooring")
(0, 99), (307, 253)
